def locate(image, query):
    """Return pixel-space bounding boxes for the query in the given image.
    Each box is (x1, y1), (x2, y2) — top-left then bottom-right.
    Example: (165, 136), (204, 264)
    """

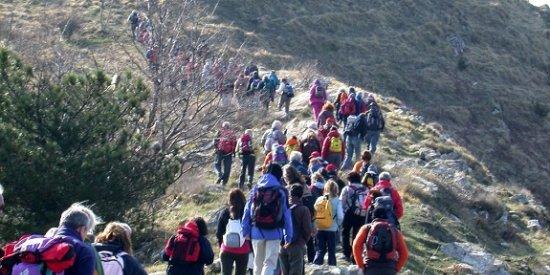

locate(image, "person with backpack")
(287, 151), (309, 179)
(127, 10), (140, 39)
(362, 172), (403, 227)
(341, 115), (364, 170)
(214, 122), (237, 186)
(93, 222), (147, 275)
(309, 79), (327, 120)
(339, 89), (357, 126)
(300, 131), (321, 167)
(353, 150), (374, 177)
(261, 120), (287, 155)
(334, 88), (348, 123)
(234, 73), (249, 104)
(238, 129), (256, 190)
(257, 75), (273, 111)
(163, 217), (214, 275)
(244, 64), (258, 76)
(267, 71), (280, 102)
(216, 189), (251, 275)
(284, 135), (300, 156)
(317, 102), (336, 129)
(277, 78), (294, 117)
(242, 174), (293, 275)
(313, 180), (344, 266)
(321, 126), (345, 168)
(339, 172), (369, 263)
(317, 117), (336, 145)
(280, 184), (313, 275)
(246, 71), (262, 94)
(262, 144), (288, 172)
(325, 164), (346, 195)
(354, 91), (368, 115)
(364, 100), (385, 155)
(352, 207), (409, 275)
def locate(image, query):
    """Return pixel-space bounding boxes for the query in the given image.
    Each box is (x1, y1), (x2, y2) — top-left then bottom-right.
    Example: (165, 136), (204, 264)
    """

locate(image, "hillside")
(0, 0), (549, 274)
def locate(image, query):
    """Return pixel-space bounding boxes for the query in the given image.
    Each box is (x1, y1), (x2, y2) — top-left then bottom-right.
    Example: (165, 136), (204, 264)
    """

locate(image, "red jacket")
(363, 179), (404, 219)
(321, 130), (345, 159)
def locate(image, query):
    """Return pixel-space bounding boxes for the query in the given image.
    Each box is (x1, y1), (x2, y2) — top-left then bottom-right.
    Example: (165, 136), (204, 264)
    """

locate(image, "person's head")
(0, 184), (4, 217)
(324, 180), (339, 198)
(349, 87), (356, 94)
(95, 222), (134, 254)
(282, 77), (288, 84)
(367, 93), (375, 103)
(283, 165), (303, 185)
(228, 188), (246, 219)
(263, 75), (269, 81)
(59, 203), (101, 240)
(361, 150), (372, 162)
(290, 184), (304, 199)
(289, 151), (303, 163)
(339, 88), (346, 94)
(272, 120), (282, 130)
(221, 121), (230, 130)
(373, 206), (388, 220)
(326, 164), (337, 175)
(193, 217), (208, 236)
(253, 71), (259, 77)
(322, 102), (335, 112)
(379, 172), (391, 181)
(310, 151), (320, 160)
(347, 172), (362, 184)
(313, 79), (321, 86)
(312, 172), (325, 183)
(265, 163), (283, 182)
(326, 117), (336, 127)
(330, 125), (338, 132)
(244, 129), (253, 137)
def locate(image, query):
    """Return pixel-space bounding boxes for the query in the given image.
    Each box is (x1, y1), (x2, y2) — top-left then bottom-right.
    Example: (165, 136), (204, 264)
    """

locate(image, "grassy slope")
(1, 0), (549, 273)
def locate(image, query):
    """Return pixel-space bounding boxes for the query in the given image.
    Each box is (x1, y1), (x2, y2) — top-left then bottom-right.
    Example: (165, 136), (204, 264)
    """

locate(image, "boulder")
(441, 242), (509, 275)
(411, 176), (439, 193)
(527, 219), (542, 231)
(510, 194), (529, 205)
(444, 263), (475, 274)
(418, 148), (440, 162)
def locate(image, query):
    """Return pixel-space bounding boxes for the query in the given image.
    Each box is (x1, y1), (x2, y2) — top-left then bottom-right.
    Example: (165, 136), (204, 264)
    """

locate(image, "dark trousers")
(278, 94), (291, 115)
(342, 211), (365, 260)
(364, 267), (397, 275)
(215, 152), (233, 185)
(239, 154), (255, 189)
(306, 238), (315, 263)
(313, 230), (337, 266)
(279, 244), (305, 275)
(220, 251), (249, 275)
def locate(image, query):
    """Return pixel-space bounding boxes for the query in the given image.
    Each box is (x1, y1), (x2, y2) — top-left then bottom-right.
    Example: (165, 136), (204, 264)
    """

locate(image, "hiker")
(242, 174), (293, 275)
(317, 102), (336, 129)
(364, 97), (385, 155)
(234, 73), (249, 106)
(309, 79), (327, 120)
(284, 135), (300, 156)
(300, 131), (321, 167)
(163, 217), (214, 275)
(214, 122), (237, 186)
(244, 64), (258, 76)
(339, 90), (357, 126)
(238, 129), (256, 190)
(247, 71), (262, 94)
(216, 189), (251, 275)
(280, 184), (313, 275)
(340, 172), (369, 263)
(258, 76), (273, 111)
(287, 151), (309, 178)
(127, 10), (140, 39)
(355, 91), (368, 115)
(321, 126), (345, 168)
(353, 150), (375, 177)
(325, 164), (346, 195)
(335, 88), (348, 123)
(363, 172), (403, 226)
(341, 115), (364, 170)
(262, 144), (289, 172)
(317, 117), (336, 145)
(313, 180), (344, 266)
(353, 207), (409, 275)
(261, 120), (287, 154)
(267, 71), (280, 102)
(56, 203), (100, 275)
(277, 78), (294, 116)
(308, 152), (326, 175)
(93, 222), (147, 275)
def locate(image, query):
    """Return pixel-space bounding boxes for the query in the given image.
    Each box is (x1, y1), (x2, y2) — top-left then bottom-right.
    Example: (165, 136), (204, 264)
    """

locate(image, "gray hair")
(244, 129), (253, 136)
(59, 203), (101, 234)
(289, 151), (303, 163)
(272, 120), (282, 130)
(222, 121), (230, 129)
(379, 172), (391, 181)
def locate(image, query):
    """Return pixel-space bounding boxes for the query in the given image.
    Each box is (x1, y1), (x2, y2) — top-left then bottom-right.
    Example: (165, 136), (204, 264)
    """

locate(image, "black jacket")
(93, 242), (147, 275)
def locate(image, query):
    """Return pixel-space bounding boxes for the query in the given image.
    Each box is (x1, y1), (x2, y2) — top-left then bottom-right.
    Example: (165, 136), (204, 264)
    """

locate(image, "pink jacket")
(309, 85), (327, 105)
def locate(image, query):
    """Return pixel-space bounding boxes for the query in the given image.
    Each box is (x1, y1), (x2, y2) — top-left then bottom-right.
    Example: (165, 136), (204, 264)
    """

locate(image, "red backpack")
(240, 133), (253, 154)
(218, 130), (236, 154)
(252, 186), (284, 229)
(365, 220), (398, 262)
(164, 221), (201, 264)
(340, 97), (356, 116)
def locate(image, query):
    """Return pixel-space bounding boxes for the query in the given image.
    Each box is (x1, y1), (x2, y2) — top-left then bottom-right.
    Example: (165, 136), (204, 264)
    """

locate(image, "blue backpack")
(283, 84), (294, 98)
(272, 145), (288, 165)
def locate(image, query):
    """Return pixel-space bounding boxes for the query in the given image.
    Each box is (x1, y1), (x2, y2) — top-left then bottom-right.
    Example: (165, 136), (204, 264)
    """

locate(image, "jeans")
(365, 131), (381, 155)
(221, 252), (249, 275)
(239, 154), (256, 189)
(313, 231), (337, 266)
(278, 94), (291, 115)
(252, 239), (280, 275)
(306, 238), (315, 263)
(341, 135), (361, 170)
(342, 210), (365, 260)
(279, 244), (305, 275)
(215, 152), (233, 185)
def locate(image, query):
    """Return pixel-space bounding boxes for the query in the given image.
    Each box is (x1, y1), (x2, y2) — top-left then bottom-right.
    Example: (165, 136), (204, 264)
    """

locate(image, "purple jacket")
(55, 226), (95, 275)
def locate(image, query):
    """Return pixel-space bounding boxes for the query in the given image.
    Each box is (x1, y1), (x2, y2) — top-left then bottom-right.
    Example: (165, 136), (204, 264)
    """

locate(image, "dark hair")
(193, 217), (208, 236)
(290, 184), (304, 199)
(346, 172), (362, 184)
(361, 150), (372, 162)
(373, 207), (388, 219)
(265, 163), (283, 182)
(228, 188), (246, 220)
(283, 165), (304, 185)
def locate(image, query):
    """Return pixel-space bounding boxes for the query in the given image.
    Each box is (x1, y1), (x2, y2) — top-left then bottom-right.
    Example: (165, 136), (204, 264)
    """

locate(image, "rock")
(418, 148), (440, 161)
(412, 176), (439, 193)
(445, 263), (475, 274)
(510, 194), (529, 205)
(500, 242), (510, 248)
(527, 219), (542, 231)
(441, 242), (509, 275)
(347, 265), (362, 275)
(430, 255), (439, 260)
(207, 206), (227, 227)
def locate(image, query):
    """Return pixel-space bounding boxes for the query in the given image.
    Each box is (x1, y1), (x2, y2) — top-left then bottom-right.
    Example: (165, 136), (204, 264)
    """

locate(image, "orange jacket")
(353, 223), (408, 271)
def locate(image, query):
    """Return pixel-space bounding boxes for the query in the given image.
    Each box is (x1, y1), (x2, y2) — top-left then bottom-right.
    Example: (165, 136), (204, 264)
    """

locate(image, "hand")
(283, 243), (291, 249)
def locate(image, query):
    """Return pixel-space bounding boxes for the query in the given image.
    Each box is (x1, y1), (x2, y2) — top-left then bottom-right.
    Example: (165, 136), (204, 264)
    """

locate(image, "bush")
(58, 17), (82, 39)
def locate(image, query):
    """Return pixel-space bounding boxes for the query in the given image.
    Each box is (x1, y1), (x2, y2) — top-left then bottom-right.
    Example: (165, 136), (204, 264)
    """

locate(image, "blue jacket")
(55, 226), (95, 275)
(242, 174), (293, 243)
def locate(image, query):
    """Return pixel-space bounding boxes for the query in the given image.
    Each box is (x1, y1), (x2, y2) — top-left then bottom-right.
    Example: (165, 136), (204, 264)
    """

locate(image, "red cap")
(326, 163), (337, 172)
(310, 151), (320, 159)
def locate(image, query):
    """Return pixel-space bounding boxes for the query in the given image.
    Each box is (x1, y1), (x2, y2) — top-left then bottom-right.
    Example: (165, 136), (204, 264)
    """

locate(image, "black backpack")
(252, 187), (284, 229)
(366, 104), (384, 131)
